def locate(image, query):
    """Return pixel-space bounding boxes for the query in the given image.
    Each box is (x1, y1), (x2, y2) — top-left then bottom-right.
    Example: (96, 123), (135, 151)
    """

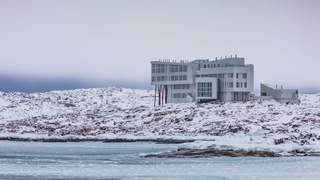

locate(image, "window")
(228, 73), (233, 78)
(169, 65), (174, 72)
(171, 76), (174, 81)
(156, 76), (166, 81)
(152, 64), (155, 73)
(241, 82), (243, 88)
(218, 64), (220, 67)
(197, 82), (212, 97)
(204, 65), (206, 68)
(175, 76), (178, 81)
(236, 73), (239, 78)
(183, 75), (187, 80)
(179, 75), (183, 80)
(261, 92), (267, 96)
(182, 66), (187, 72)
(229, 82), (233, 88)
(244, 82), (247, 88)
(182, 93), (187, 98)
(174, 65), (178, 72)
(196, 75), (200, 78)
(236, 82), (240, 88)
(243, 73), (247, 79)
(156, 64), (165, 73)
(152, 77), (155, 82)
(173, 85), (180, 89)
(214, 64), (216, 67)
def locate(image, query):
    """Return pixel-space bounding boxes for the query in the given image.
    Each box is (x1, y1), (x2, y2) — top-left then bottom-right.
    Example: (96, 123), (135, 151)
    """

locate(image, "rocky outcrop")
(143, 148), (320, 158)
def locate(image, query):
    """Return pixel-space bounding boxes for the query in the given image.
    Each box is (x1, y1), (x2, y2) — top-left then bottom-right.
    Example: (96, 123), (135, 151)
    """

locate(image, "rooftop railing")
(227, 64), (253, 67)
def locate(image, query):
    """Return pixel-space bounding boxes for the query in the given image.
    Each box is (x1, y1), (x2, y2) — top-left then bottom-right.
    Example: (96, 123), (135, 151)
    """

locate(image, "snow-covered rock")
(1, 88), (320, 153)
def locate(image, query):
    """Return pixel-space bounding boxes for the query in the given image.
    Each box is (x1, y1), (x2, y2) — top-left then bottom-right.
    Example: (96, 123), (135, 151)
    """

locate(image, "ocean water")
(0, 141), (320, 180)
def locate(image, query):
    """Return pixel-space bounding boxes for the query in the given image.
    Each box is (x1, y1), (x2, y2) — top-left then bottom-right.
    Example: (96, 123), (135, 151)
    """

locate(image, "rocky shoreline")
(0, 137), (195, 144)
(143, 148), (320, 158)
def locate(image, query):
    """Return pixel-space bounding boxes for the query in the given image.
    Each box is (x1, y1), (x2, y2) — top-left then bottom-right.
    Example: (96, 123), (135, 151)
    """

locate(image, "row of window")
(196, 73), (247, 79)
(236, 73), (247, 79)
(169, 65), (188, 72)
(172, 93), (187, 98)
(151, 64), (188, 73)
(236, 82), (247, 88)
(203, 64), (223, 68)
(152, 64), (166, 73)
(172, 84), (190, 89)
(222, 82), (234, 88)
(151, 75), (188, 82)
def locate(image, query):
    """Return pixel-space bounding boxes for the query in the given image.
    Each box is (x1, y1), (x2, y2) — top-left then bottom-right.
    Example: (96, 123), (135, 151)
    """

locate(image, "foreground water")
(0, 141), (320, 180)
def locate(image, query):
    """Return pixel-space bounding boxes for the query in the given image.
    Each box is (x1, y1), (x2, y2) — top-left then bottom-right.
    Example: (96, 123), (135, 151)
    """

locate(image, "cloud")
(0, 0), (319, 93)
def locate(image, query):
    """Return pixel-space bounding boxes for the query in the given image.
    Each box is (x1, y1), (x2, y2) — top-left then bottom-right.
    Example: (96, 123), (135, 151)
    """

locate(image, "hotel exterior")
(151, 55), (254, 104)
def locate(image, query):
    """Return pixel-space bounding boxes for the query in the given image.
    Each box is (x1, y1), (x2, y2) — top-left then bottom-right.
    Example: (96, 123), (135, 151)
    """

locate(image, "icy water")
(0, 141), (320, 180)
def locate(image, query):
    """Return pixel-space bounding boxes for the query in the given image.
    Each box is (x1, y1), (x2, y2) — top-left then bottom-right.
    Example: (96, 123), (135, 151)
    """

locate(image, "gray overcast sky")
(0, 0), (320, 93)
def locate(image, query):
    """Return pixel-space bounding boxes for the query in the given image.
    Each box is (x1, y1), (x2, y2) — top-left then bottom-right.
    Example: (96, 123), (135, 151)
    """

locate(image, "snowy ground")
(1, 87), (320, 155)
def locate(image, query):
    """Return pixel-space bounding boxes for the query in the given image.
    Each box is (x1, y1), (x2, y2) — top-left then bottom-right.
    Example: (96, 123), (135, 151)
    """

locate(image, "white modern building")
(255, 84), (299, 103)
(151, 55), (254, 104)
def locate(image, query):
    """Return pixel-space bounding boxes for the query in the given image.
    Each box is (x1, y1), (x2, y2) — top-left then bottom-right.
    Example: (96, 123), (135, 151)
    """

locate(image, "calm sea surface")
(0, 141), (320, 180)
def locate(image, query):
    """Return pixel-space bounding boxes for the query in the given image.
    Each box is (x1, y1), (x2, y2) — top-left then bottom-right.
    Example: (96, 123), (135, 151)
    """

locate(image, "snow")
(1, 88), (320, 153)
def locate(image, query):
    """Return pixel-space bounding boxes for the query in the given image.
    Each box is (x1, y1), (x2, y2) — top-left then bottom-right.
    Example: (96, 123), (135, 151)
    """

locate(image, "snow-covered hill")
(1, 87), (320, 155)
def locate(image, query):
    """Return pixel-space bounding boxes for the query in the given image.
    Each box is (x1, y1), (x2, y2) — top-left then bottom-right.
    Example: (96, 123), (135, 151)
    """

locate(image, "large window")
(197, 82), (212, 97)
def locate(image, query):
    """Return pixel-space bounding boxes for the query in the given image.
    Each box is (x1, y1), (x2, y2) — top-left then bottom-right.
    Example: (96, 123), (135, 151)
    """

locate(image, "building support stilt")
(154, 85), (157, 107)
(161, 85), (164, 105)
(165, 85), (168, 104)
(158, 85), (161, 106)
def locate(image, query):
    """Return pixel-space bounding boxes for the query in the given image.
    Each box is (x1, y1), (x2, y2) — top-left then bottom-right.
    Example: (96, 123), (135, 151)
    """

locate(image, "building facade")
(151, 55), (254, 104)
(255, 84), (299, 103)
